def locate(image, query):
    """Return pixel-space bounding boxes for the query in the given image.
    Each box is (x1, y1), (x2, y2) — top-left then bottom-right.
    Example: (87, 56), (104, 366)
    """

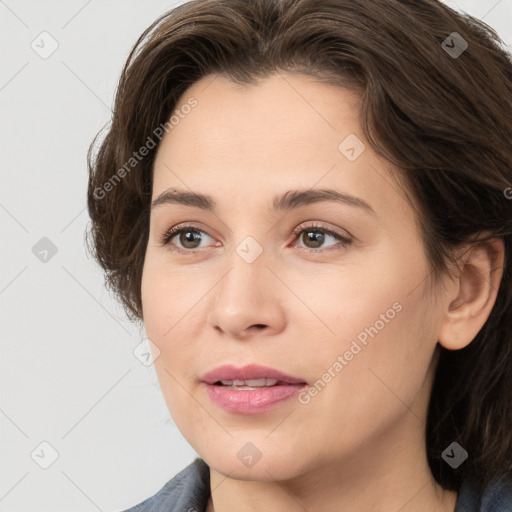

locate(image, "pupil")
(180, 230), (201, 248)
(304, 231), (324, 248)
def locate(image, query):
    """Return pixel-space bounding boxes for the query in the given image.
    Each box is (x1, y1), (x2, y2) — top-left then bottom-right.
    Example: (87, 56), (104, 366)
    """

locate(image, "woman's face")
(141, 73), (448, 480)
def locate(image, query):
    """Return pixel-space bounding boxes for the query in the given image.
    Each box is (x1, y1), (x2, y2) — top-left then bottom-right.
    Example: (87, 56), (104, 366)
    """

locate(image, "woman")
(86, 0), (512, 510)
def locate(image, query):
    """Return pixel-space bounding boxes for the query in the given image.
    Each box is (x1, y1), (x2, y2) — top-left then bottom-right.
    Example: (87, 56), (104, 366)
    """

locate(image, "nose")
(207, 250), (286, 340)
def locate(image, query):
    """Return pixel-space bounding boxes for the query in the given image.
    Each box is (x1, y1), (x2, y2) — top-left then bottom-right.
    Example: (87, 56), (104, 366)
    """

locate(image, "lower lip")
(204, 383), (306, 414)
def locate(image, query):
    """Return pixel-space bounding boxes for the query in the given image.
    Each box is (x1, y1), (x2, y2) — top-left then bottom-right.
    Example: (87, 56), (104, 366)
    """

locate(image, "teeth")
(219, 378), (279, 387)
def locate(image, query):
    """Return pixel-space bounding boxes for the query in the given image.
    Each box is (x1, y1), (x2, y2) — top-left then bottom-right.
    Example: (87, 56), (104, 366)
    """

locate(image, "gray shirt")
(121, 458), (512, 511)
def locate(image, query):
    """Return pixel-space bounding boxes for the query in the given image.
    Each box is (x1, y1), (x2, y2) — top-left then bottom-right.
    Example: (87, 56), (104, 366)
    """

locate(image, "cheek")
(141, 250), (202, 337)
(281, 246), (421, 354)
(141, 260), (206, 432)
(290, 296), (436, 465)
(141, 252), (212, 385)
(308, 276), (437, 428)
(291, 243), (436, 412)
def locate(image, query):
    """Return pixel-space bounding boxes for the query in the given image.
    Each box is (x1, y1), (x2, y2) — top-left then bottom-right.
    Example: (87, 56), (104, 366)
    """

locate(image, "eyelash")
(160, 222), (353, 255)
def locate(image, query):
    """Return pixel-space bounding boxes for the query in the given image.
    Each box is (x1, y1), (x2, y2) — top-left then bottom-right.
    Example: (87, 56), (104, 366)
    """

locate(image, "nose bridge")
(209, 233), (282, 336)
(219, 234), (268, 302)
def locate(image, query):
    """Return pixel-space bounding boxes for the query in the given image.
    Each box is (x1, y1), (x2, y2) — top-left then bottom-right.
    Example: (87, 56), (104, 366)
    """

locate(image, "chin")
(200, 443), (307, 482)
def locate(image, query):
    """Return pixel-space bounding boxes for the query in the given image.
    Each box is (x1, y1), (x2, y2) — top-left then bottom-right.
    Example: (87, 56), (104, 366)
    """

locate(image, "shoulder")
(456, 474), (512, 512)
(120, 458), (210, 512)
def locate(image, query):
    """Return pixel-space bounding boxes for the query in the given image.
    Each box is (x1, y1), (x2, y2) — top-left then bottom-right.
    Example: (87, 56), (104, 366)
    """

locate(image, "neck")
(207, 427), (457, 512)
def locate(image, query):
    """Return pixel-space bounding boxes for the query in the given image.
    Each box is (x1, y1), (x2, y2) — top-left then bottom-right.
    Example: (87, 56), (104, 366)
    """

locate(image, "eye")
(291, 223), (353, 252)
(160, 222), (353, 254)
(161, 224), (216, 253)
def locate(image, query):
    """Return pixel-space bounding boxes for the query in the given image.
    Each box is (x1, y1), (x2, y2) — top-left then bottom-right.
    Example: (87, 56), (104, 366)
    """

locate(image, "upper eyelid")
(164, 223), (212, 239)
(163, 222), (344, 237)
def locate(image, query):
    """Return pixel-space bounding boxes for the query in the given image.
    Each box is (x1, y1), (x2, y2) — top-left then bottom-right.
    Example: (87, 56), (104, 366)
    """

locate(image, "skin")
(141, 72), (504, 512)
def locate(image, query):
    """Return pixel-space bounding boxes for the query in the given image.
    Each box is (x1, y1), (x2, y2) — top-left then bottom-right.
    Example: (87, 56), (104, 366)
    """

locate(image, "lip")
(201, 364), (306, 385)
(201, 364), (307, 415)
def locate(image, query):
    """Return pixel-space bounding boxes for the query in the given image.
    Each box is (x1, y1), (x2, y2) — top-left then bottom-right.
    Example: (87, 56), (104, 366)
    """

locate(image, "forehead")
(160, 72), (362, 156)
(151, 72), (410, 224)
(154, 73), (357, 179)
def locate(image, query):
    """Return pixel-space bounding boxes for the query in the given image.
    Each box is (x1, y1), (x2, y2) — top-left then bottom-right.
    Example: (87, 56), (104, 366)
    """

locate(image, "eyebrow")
(151, 187), (376, 216)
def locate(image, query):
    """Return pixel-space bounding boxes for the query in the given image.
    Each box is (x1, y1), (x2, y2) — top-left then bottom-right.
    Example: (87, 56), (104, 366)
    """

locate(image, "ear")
(438, 237), (505, 351)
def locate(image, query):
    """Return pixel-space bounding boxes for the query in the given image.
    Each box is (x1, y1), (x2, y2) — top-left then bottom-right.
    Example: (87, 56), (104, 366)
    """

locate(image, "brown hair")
(86, 0), (512, 494)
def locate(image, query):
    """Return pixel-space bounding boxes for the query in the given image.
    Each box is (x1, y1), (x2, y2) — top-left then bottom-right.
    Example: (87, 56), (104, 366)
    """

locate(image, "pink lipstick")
(202, 364), (307, 414)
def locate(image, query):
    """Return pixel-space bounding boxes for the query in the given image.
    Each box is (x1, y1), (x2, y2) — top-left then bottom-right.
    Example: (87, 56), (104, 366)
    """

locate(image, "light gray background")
(1, 1), (511, 511)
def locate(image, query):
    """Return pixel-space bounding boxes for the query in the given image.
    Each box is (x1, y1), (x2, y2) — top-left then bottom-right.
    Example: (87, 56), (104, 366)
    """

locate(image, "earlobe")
(438, 237), (504, 351)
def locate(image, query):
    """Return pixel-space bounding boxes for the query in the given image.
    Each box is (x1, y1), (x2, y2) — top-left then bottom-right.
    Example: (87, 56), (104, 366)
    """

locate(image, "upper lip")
(202, 364), (307, 385)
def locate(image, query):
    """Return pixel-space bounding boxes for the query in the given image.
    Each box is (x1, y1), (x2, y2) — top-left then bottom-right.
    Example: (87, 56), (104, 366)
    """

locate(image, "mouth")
(201, 364), (307, 414)
(211, 377), (297, 389)
(201, 363), (307, 386)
